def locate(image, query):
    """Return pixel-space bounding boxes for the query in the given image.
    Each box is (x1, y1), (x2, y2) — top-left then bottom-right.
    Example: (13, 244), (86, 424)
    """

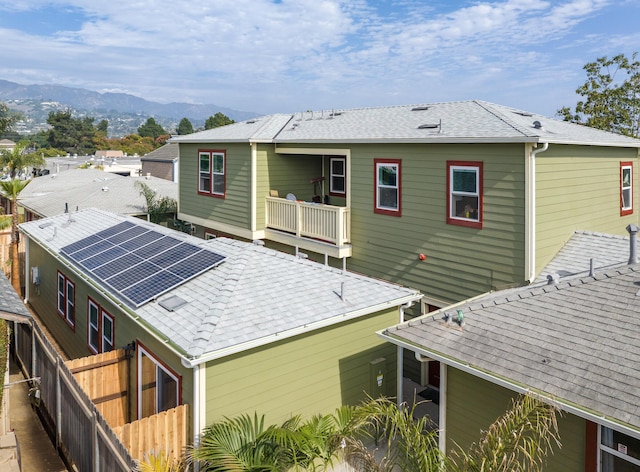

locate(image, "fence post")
(93, 410), (99, 471)
(56, 356), (62, 447)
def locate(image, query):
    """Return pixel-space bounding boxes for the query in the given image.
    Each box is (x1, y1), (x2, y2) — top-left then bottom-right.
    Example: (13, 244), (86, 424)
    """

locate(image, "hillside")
(0, 79), (258, 137)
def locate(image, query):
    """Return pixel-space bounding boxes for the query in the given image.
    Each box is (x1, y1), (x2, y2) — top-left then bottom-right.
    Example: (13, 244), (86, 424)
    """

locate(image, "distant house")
(95, 150), (124, 159)
(17, 168), (177, 221)
(141, 143), (179, 182)
(20, 208), (422, 443)
(170, 100), (640, 312)
(379, 227), (640, 471)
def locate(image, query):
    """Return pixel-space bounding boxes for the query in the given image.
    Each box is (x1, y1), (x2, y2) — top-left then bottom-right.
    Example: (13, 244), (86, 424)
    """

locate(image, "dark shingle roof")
(0, 274), (31, 322)
(382, 264), (640, 433)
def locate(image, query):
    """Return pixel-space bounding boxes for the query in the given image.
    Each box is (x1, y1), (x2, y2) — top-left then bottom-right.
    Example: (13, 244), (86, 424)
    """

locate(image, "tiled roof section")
(169, 101), (640, 147)
(18, 169), (177, 218)
(535, 230), (637, 284)
(384, 265), (640, 430)
(0, 274), (30, 320)
(141, 142), (179, 162)
(20, 209), (422, 359)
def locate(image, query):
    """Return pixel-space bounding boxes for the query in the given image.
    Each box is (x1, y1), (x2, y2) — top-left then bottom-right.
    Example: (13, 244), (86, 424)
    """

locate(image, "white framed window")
(330, 157), (346, 196)
(57, 271), (75, 328)
(447, 161), (483, 228)
(621, 162), (633, 216)
(88, 299), (115, 354)
(600, 426), (640, 470)
(198, 150), (225, 197)
(138, 343), (180, 419)
(374, 159), (401, 216)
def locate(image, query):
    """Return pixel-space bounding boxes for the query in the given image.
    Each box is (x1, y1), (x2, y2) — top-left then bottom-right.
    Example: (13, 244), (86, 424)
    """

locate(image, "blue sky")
(0, 0), (639, 117)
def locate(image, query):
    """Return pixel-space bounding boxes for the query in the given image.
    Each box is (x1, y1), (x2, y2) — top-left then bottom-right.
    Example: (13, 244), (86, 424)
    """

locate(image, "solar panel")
(60, 221), (226, 307)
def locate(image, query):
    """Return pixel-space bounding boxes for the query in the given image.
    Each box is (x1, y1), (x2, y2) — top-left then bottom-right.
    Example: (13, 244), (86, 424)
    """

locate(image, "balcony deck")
(265, 197), (352, 258)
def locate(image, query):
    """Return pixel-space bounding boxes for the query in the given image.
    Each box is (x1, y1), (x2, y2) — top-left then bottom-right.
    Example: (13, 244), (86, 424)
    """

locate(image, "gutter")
(526, 142), (548, 282)
(377, 330), (640, 442)
(181, 293), (422, 368)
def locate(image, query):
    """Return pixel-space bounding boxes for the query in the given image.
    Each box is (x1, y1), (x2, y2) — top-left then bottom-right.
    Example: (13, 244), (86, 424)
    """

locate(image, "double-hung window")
(600, 426), (640, 470)
(198, 150), (225, 197)
(57, 271), (75, 328)
(374, 159), (401, 216)
(138, 343), (181, 419)
(447, 161), (483, 229)
(330, 157), (346, 196)
(621, 162), (633, 216)
(88, 299), (114, 354)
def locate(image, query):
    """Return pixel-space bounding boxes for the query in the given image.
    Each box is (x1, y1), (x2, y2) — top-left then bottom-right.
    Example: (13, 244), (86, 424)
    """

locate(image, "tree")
(46, 110), (98, 155)
(135, 181), (177, 224)
(0, 102), (21, 137)
(0, 179), (31, 293)
(186, 394), (560, 472)
(138, 117), (167, 139)
(558, 52), (640, 138)
(177, 118), (194, 135)
(205, 112), (235, 130)
(96, 119), (109, 135)
(0, 140), (45, 177)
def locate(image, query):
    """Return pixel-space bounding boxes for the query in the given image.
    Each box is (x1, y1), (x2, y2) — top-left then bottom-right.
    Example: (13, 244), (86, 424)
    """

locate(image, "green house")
(171, 100), (640, 312)
(379, 229), (640, 472)
(19, 208), (422, 443)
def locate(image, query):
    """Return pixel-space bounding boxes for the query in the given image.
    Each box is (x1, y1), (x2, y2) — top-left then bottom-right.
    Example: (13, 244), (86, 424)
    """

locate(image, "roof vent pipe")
(589, 258), (595, 277)
(547, 273), (559, 285)
(627, 224), (639, 264)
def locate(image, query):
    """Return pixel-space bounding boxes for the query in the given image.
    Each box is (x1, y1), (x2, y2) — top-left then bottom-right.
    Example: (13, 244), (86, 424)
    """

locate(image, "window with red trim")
(198, 150), (225, 197)
(57, 271), (75, 328)
(88, 298), (114, 354)
(374, 159), (401, 216)
(447, 161), (483, 229)
(621, 161), (633, 216)
(137, 343), (181, 419)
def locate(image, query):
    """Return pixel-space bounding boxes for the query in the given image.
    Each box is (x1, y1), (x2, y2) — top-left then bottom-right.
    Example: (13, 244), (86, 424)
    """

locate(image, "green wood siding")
(536, 146), (639, 273)
(25, 238), (193, 426)
(445, 368), (586, 471)
(203, 308), (398, 425)
(178, 143), (252, 228)
(345, 143), (526, 304)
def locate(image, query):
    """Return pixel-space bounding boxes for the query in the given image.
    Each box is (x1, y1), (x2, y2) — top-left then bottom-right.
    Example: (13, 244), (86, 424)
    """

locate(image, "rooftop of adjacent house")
(20, 209), (422, 361)
(18, 169), (177, 218)
(141, 142), (179, 162)
(0, 274), (31, 323)
(171, 100), (640, 147)
(381, 256), (640, 435)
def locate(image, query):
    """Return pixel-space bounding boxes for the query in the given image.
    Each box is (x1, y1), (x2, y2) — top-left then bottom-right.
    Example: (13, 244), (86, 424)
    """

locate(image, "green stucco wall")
(203, 308), (399, 426)
(445, 368), (586, 471)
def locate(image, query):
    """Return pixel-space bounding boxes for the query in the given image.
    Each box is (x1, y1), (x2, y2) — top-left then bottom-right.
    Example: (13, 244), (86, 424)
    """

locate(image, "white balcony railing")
(265, 197), (350, 246)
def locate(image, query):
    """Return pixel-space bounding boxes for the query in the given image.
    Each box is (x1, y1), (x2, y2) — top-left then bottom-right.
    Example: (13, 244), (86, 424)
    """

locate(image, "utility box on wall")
(369, 357), (387, 397)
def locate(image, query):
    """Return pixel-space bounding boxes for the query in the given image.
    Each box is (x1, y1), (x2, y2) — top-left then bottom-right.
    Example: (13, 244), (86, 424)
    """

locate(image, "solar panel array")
(61, 221), (225, 307)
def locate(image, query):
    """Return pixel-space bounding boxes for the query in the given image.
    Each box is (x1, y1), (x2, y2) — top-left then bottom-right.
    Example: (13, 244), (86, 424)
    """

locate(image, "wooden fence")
(66, 349), (130, 428)
(113, 404), (189, 463)
(13, 320), (135, 471)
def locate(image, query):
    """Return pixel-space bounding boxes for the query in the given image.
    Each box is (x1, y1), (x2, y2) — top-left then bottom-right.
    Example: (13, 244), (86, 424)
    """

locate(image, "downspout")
(23, 234), (30, 303)
(250, 142), (257, 234)
(192, 363), (201, 472)
(526, 142), (549, 282)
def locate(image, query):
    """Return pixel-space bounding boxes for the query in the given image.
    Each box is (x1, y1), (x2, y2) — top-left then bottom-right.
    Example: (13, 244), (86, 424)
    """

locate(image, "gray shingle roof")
(0, 274), (31, 322)
(18, 169), (177, 218)
(141, 143), (179, 162)
(170, 101), (640, 147)
(382, 263), (640, 432)
(20, 209), (421, 361)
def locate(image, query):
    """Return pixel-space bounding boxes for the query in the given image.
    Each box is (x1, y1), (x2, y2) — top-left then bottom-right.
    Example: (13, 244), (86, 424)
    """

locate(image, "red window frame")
(197, 149), (226, 198)
(87, 298), (115, 354)
(57, 271), (76, 329)
(136, 341), (182, 419)
(621, 161), (633, 216)
(374, 158), (402, 216)
(446, 160), (483, 229)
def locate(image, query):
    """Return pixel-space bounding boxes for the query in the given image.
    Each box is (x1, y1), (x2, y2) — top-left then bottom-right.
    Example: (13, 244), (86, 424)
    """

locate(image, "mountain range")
(0, 79), (258, 137)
